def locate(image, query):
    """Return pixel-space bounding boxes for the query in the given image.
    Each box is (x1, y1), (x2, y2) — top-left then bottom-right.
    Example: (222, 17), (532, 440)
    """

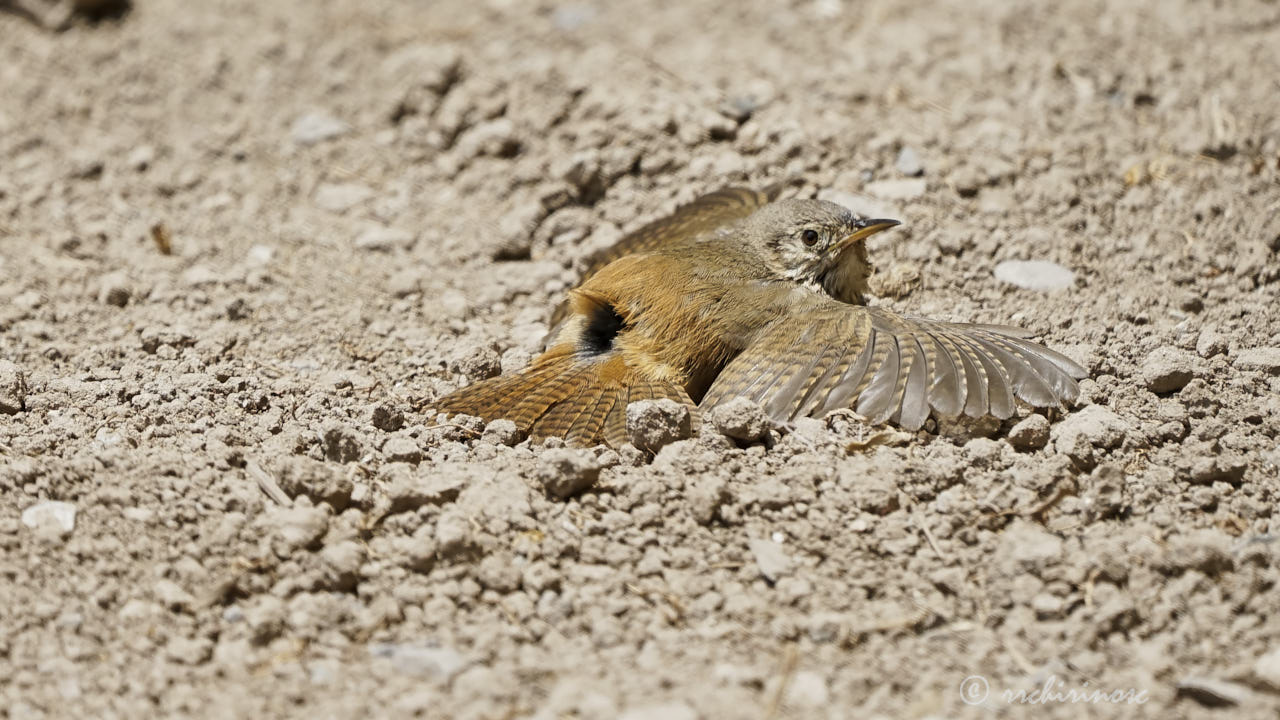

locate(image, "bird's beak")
(830, 218), (900, 256)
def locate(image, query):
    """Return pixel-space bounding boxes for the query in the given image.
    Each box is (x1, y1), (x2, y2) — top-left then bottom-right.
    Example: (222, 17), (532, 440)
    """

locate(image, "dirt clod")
(1234, 347), (1280, 374)
(626, 398), (693, 452)
(1142, 347), (1198, 393)
(534, 448), (602, 498)
(708, 397), (769, 443)
(1006, 414), (1051, 451)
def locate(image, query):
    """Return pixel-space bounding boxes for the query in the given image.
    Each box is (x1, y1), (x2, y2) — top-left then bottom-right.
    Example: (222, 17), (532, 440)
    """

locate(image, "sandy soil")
(3, 0), (1280, 717)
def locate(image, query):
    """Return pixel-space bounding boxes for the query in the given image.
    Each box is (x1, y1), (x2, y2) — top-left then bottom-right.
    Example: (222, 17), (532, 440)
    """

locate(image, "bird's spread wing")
(700, 301), (1087, 431)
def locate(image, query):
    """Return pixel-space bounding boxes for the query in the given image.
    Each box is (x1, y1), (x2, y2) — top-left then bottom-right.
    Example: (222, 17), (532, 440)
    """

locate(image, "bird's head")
(741, 198), (900, 304)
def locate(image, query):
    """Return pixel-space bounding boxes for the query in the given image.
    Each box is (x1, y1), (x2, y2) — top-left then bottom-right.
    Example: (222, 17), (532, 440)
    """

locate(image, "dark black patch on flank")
(581, 302), (625, 355)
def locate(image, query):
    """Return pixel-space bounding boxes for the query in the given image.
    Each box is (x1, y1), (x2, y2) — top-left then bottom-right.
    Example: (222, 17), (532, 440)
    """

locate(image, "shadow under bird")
(436, 186), (1087, 446)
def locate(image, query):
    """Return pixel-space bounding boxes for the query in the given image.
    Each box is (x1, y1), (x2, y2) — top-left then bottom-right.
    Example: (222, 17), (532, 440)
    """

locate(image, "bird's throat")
(819, 247), (872, 305)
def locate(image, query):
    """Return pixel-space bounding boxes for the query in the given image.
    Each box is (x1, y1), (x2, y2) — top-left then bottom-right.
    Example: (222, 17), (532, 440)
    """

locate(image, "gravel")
(4, 2), (1278, 719)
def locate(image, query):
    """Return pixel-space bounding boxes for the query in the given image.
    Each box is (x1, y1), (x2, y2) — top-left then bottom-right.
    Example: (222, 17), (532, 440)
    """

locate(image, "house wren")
(436, 186), (1086, 446)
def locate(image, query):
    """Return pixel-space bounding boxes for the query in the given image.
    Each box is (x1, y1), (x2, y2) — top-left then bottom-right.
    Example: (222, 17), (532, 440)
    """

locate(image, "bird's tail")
(434, 345), (695, 447)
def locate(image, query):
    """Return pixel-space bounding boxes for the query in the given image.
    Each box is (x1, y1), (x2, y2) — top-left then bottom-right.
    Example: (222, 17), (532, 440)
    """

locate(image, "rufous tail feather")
(434, 346), (696, 447)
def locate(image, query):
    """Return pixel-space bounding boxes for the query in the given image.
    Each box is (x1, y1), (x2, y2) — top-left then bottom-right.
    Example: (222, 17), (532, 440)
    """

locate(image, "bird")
(434, 185), (1087, 447)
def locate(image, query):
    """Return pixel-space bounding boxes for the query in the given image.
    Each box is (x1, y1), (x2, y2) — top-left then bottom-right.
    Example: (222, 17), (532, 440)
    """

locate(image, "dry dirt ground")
(3, 0), (1280, 717)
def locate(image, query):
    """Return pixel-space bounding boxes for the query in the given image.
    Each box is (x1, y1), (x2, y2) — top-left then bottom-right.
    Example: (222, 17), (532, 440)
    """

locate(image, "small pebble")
(291, 111), (350, 146)
(437, 290), (471, 320)
(748, 537), (792, 582)
(626, 398), (692, 452)
(686, 476), (728, 525)
(244, 596), (286, 644)
(224, 297), (250, 321)
(863, 178), (926, 201)
(785, 671), (831, 708)
(999, 520), (1063, 572)
(708, 397), (769, 443)
(1, 361), (28, 415)
(1252, 648), (1280, 687)
(21, 501), (77, 536)
(1051, 405), (1128, 468)
(449, 345), (502, 382)
(481, 419), (523, 447)
(382, 436), (423, 465)
(1141, 347), (1196, 393)
(154, 579), (196, 612)
(12, 290), (44, 310)
(165, 636), (213, 665)
(1195, 327), (1228, 358)
(1031, 593), (1064, 618)
(97, 271), (132, 307)
(950, 166), (984, 197)
(1007, 414), (1050, 451)
(1234, 347), (1280, 374)
(1189, 455), (1247, 485)
(69, 154), (104, 180)
(387, 268), (422, 298)
(476, 553), (522, 592)
(994, 259), (1075, 292)
(126, 144), (155, 171)
(246, 244), (275, 266)
(895, 146), (924, 176)
(369, 643), (466, 681)
(718, 94), (763, 123)
(535, 448), (602, 498)
(354, 226), (416, 252)
(319, 540), (366, 590)
(370, 403), (405, 432)
(264, 505), (329, 552)
(314, 182), (374, 214)
(322, 423), (363, 463)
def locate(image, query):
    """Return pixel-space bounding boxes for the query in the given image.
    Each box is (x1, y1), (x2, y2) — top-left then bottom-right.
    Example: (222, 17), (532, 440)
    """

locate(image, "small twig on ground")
(912, 513), (949, 561)
(1002, 483), (1070, 523)
(247, 461), (290, 506)
(763, 645), (799, 720)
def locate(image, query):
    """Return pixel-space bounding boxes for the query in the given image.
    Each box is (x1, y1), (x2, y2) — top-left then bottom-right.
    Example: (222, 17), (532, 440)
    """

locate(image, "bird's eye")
(801, 229), (821, 247)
